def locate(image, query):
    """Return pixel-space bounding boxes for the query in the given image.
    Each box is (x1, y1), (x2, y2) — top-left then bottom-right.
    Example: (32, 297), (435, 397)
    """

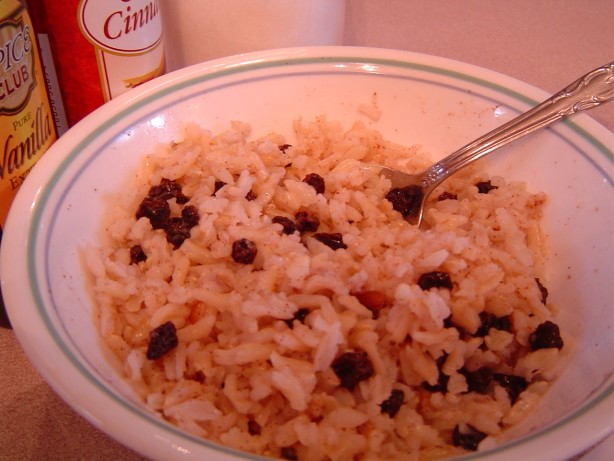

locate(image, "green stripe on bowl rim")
(26, 53), (614, 460)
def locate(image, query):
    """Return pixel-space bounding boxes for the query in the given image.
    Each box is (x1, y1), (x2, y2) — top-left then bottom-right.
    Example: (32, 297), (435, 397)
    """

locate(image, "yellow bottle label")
(0, 0), (57, 226)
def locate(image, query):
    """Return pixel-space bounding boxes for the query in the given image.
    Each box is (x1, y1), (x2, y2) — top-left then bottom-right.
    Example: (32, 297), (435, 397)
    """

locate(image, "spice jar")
(32, 0), (166, 126)
(1, 0), (59, 327)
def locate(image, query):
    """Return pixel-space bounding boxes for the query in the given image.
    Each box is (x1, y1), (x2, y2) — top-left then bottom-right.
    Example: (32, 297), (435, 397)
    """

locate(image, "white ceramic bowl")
(1, 47), (612, 461)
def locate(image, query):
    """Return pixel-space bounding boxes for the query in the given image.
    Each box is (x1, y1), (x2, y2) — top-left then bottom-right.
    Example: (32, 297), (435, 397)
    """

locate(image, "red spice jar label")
(41, 0), (166, 126)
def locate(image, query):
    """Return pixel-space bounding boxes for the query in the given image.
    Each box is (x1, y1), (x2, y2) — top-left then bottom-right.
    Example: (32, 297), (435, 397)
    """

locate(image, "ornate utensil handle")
(552, 62), (614, 112)
(424, 62), (614, 188)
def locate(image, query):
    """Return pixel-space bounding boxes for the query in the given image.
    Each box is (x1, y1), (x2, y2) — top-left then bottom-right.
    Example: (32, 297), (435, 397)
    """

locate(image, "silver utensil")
(381, 62), (614, 226)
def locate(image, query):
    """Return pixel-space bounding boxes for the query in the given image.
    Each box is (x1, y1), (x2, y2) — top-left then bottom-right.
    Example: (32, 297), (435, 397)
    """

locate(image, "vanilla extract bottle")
(0, 0), (58, 328)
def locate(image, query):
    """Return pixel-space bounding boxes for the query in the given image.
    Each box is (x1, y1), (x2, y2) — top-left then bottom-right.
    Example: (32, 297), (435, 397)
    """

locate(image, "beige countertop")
(1, 1), (612, 460)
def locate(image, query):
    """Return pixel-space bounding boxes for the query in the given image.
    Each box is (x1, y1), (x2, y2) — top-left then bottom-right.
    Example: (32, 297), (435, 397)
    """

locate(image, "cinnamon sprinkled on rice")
(86, 118), (564, 460)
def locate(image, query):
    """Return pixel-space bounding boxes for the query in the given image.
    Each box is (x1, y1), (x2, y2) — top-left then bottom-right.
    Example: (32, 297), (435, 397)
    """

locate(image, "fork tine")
(378, 166), (422, 189)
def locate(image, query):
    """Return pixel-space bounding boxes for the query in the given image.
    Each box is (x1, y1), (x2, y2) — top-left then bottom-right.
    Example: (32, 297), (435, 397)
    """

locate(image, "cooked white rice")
(86, 117), (565, 460)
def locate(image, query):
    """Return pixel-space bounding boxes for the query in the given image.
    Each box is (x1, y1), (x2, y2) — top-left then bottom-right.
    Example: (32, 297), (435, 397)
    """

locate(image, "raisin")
(493, 373), (528, 404)
(278, 144), (292, 153)
(136, 179), (191, 229)
(164, 217), (192, 249)
(148, 178), (190, 204)
(231, 238), (258, 264)
(475, 180), (498, 194)
(191, 370), (206, 383)
(422, 353), (449, 393)
(444, 316), (470, 339)
(529, 321), (564, 350)
(475, 312), (512, 337)
(379, 389), (405, 417)
(295, 211), (319, 233)
(136, 197), (170, 229)
(452, 424), (487, 451)
(161, 206), (200, 249)
(247, 419), (261, 436)
(313, 232), (347, 250)
(136, 180), (198, 247)
(495, 315), (512, 331)
(175, 194), (189, 205)
(303, 173), (325, 194)
(213, 180), (226, 195)
(284, 308), (310, 328)
(129, 244), (147, 264)
(417, 271), (453, 290)
(245, 189), (257, 201)
(331, 351), (374, 389)
(461, 367), (493, 394)
(146, 321), (178, 360)
(535, 278), (548, 304)
(280, 446), (298, 460)
(181, 205), (200, 228)
(272, 216), (296, 235)
(385, 185), (424, 218)
(438, 191), (458, 201)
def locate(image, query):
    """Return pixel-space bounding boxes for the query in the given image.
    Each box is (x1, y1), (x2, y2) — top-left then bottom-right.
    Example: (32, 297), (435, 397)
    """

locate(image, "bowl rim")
(2, 46), (613, 461)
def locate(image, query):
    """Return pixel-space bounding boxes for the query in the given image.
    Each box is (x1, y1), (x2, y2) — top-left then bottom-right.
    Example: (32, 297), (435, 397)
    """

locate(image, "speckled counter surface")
(1, 1), (612, 460)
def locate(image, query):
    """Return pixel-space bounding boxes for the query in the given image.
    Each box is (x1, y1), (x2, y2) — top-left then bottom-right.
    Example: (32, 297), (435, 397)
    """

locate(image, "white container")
(160, 0), (346, 71)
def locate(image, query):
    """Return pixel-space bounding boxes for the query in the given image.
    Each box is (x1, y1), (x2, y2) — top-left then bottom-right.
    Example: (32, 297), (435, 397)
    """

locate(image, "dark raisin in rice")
(535, 278), (548, 304)
(438, 191), (458, 201)
(284, 308), (310, 329)
(331, 351), (374, 389)
(295, 211), (319, 233)
(313, 232), (347, 250)
(164, 217), (192, 249)
(136, 179), (197, 240)
(245, 189), (257, 201)
(148, 178), (190, 204)
(247, 419), (262, 436)
(280, 446), (298, 460)
(379, 389), (405, 417)
(452, 424), (487, 451)
(146, 179), (175, 200)
(181, 205), (200, 228)
(272, 216), (296, 235)
(191, 370), (206, 383)
(422, 353), (449, 393)
(475, 312), (512, 337)
(443, 316), (470, 339)
(231, 238), (258, 264)
(529, 320), (564, 350)
(136, 196), (170, 229)
(213, 180), (226, 195)
(461, 367), (493, 394)
(443, 315), (469, 339)
(303, 173), (325, 194)
(161, 206), (200, 249)
(146, 321), (178, 360)
(493, 373), (528, 404)
(475, 180), (498, 194)
(385, 185), (424, 218)
(129, 244), (147, 264)
(417, 271), (453, 290)
(443, 316), (467, 334)
(278, 143), (292, 153)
